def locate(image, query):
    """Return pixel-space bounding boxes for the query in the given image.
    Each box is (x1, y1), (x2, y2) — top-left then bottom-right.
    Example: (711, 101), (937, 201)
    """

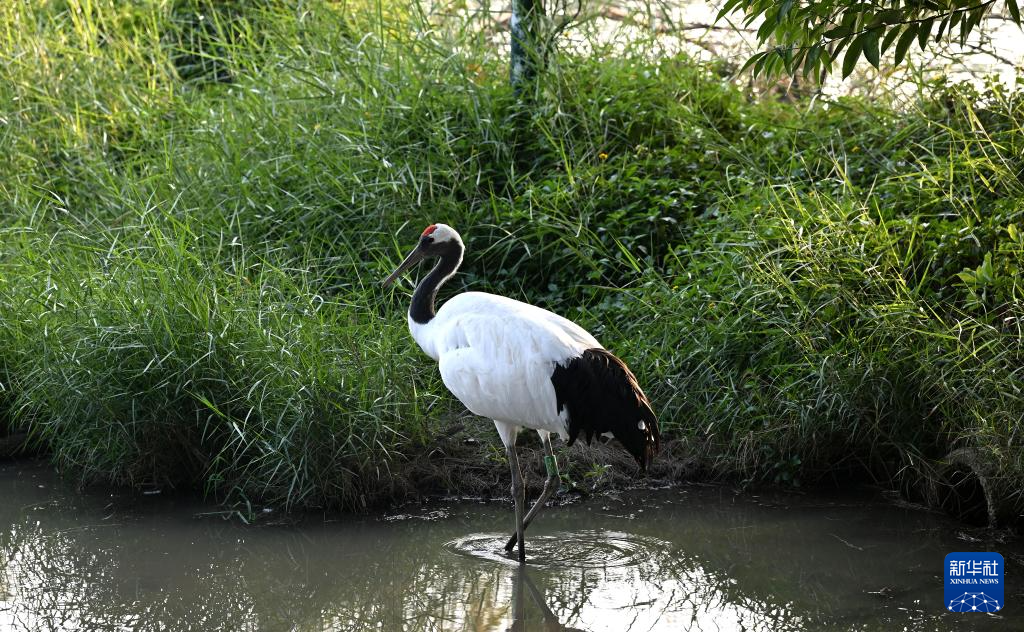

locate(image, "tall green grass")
(0, 215), (445, 509)
(0, 0), (1021, 515)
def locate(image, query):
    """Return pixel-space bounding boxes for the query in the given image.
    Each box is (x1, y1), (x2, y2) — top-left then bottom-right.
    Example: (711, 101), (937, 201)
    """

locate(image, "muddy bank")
(364, 422), (697, 505)
(347, 423), (1023, 530)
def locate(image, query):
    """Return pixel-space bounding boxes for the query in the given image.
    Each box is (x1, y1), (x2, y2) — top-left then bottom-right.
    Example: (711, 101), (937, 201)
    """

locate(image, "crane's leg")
(506, 443), (527, 563)
(505, 431), (559, 552)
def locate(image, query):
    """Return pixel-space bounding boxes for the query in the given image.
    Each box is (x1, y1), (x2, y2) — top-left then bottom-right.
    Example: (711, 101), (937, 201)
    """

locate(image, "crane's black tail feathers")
(550, 348), (660, 472)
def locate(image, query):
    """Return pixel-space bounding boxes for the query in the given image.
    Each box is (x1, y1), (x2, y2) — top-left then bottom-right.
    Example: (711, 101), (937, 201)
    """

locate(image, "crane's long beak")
(380, 246), (426, 287)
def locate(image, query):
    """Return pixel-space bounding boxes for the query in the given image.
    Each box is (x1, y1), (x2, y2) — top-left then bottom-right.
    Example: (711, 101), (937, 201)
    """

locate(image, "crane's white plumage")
(410, 291), (600, 442)
(382, 223), (659, 563)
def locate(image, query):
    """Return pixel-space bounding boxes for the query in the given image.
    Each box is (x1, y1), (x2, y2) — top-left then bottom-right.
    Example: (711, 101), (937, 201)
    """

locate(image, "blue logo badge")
(945, 552), (1004, 612)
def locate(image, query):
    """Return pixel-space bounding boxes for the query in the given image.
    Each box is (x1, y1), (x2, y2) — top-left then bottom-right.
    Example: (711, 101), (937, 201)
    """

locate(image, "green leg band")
(544, 455), (558, 478)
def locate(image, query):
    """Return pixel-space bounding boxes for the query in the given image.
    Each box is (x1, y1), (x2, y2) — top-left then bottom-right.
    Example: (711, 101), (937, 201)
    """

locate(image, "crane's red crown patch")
(422, 224), (437, 237)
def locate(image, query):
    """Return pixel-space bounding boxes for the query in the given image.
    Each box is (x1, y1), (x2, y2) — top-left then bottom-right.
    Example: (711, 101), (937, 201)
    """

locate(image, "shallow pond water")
(0, 461), (1020, 631)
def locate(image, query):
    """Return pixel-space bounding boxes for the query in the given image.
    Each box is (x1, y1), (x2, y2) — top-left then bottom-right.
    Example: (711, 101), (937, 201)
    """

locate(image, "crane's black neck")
(410, 240), (464, 325)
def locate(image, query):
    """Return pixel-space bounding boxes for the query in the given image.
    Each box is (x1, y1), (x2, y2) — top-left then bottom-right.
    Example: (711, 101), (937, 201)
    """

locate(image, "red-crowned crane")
(381, 224), (660, 563)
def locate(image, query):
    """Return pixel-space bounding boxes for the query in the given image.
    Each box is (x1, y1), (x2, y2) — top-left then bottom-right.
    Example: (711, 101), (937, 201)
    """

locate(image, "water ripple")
(445, 530), (671, 570)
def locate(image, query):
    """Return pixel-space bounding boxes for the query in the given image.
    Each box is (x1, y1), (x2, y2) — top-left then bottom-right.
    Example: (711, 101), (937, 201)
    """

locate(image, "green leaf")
(863, 29), (881, 68)
(1008, 0), (1021, 24)
(894, 25), (917, 65)
(966, 8), (986, 34)
(960, 9), (984, 45)
(756, 17), (777, 42)
(813, 47), (833, 80)
(876, 9), (902, 24)
(715, 1), (738, 22)
(819, 47), (833, 68)
(918, 17), (934, 50)
(781, 47), (796, 74)
(832, 35), (852, 57)
(956, 270), (977, 284)
(753, 54), (769, 77)
(810, 3), (831, 18)
(739, 51), (767, 75)
(803, 45), (822, 78)
(842, 35), (864, 77)
(824, 24), (853, 39)
(881, 25), (902, 54)
(792, 46), (809, 74)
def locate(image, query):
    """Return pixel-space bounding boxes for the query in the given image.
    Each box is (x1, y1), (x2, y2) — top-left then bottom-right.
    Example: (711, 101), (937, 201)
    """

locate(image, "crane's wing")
(551, 348), (661, 471)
